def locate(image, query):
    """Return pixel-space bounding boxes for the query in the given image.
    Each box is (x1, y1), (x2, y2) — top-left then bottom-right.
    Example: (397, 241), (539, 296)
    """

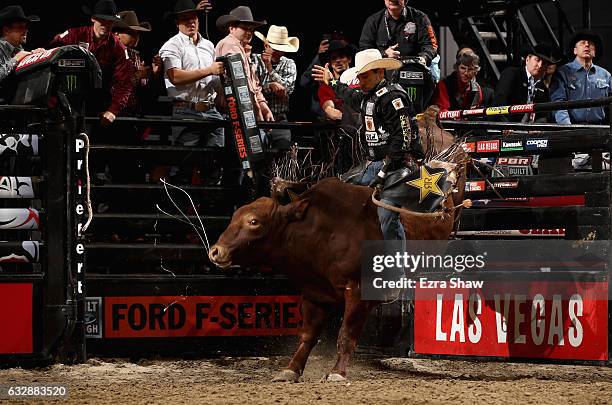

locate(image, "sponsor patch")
(496, 156), (533, 165)
(509, 104), (534, 114)
(365, 116), (375, 131)
(465, 180), (486, 192)
(365, 131), (379, 142)
(392, 98), (405, 110)
(366, 102), (375, 115)
(486, 106), (510, 116)
(462, 142), (476, 153)
(492, 180), (520, 189)
(500, 140), (523, 152)
(476, 140), (500, 153)
(439, 110), (462, 120)
(463, 108), (485, 116)
(525, 138), (549, 150)
(404, 22), (417, 35)
(375, 87), (388, 97)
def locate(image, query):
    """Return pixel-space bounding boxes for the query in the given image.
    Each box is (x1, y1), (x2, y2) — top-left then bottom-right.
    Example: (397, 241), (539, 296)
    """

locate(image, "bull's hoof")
(326, 373), (347, 382)
(272, 369), (300, 383)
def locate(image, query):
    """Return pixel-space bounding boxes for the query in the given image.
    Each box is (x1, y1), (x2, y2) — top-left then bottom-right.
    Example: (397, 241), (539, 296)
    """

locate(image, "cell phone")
(321, 34), (331, 42)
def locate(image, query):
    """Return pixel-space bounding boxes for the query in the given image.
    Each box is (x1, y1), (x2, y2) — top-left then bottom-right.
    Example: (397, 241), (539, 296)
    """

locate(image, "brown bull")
(209, 176), (460, 381)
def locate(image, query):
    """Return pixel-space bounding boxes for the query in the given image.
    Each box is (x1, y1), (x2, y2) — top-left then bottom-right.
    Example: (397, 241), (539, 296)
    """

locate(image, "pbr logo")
(476, 140), (500, 153)
(496, 156), (532, 165)
(500, 140), (523, 152)
(525, 138), (549, 150)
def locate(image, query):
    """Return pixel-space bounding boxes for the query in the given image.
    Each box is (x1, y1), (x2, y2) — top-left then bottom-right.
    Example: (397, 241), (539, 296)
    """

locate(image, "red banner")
(0, 283), (33, 353)
(105, 295), (302, 338)
(414, 281), (608, 360)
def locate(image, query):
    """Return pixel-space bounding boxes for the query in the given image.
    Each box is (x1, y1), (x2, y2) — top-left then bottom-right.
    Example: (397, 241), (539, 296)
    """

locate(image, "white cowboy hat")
(254, 25), (299, 53)
(339, 48), (402, 84)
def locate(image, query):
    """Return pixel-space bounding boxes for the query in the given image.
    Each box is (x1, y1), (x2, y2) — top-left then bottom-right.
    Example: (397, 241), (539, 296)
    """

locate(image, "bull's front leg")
(327, 280), (377, 381)
(272, 298), (327, 382)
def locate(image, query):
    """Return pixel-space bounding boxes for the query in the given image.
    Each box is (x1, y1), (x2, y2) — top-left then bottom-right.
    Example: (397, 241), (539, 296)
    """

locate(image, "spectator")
(159, 0), (225, 183)
(252, 25), (299, 149)
(494, 43), (558, 122)
(359, 0), (438, 65)
(215, 6), (274, 123)
(299, 31), (347, 119)
(115, 10), (161, 117)
(431, 49), (489, 112)
(0, 5), (43, 97)
(316, 40), (358, 122)
(51, 0), (133, 126)
(550, 30), (611, 125)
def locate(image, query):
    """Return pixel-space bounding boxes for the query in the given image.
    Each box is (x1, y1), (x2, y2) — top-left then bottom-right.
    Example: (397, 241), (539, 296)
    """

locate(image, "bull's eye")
(249, 218), (259, 226)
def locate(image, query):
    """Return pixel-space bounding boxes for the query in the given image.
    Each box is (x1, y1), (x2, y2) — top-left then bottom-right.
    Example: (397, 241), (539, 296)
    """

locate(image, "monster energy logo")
(405, 87), (417, 102)
(65, 75), (78, 93)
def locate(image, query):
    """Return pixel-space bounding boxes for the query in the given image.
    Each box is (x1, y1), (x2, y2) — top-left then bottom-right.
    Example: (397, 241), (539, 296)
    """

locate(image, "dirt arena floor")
(2, 354), (611, 404)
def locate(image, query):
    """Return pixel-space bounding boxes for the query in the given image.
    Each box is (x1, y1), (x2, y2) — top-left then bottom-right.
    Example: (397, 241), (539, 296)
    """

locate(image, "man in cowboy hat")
(215, 6), (274, 123)
(159, 0), (226, 183)
(312, 49), (423, 241)
(250, 25), (299, 149)
(494, 43), (559, 122)
(51, 0), (133, 125)
(0, 5), (44, 88)
(316, 39), (358, 122)
(115, 10), (161, 116)
(551, 30), (611, 125)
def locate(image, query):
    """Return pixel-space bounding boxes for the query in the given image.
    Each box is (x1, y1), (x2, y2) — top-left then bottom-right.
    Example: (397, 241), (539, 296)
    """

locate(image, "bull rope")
(370, 193), (472, 219)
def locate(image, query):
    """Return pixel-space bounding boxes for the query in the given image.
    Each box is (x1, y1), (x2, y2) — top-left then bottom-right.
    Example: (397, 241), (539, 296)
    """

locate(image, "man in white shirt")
(160, 0), (225, 148)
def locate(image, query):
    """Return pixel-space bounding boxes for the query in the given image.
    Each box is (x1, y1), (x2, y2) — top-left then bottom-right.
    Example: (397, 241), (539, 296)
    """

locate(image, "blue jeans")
(172, 106), (224, 147)
(356, 161), (406, 241)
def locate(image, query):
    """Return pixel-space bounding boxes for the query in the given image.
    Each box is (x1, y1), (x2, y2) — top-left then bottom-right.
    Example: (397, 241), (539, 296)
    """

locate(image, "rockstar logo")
(406, 166), (445, 203)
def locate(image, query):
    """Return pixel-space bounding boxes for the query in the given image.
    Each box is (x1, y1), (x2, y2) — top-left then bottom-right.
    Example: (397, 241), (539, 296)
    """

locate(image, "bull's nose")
(209, 244), (230, 267)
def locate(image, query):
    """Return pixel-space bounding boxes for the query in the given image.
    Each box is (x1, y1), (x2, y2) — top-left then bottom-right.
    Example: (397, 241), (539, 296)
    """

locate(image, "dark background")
(16, 0), (612, 120)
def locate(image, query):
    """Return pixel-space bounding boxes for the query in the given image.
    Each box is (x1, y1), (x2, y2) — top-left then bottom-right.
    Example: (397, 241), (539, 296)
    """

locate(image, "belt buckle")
(194, 101), (211, 112)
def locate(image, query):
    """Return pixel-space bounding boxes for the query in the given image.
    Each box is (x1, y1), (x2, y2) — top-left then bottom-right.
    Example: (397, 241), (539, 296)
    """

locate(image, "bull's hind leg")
(328, 281), (377, 381)
(272, 298), (327, 382)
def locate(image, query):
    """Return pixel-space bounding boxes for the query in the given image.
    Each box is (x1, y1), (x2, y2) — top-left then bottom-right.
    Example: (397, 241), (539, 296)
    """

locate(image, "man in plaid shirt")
(251, 25), (299, 150)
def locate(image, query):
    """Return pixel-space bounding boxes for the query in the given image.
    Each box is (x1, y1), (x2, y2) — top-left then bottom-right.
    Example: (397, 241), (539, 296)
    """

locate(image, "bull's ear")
(283, 198), (310, 222)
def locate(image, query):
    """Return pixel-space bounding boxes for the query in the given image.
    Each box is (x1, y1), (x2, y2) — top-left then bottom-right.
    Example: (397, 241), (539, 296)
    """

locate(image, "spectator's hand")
(152, 54), (162, 76)
(207, 61), (225, 76)
(384, 44), (400, 59)
(311, 63), (332, 85)
(14, 50), (31, 62)
(325, 107), (343, 121)
(261, 104), (275, 122)
(196, 0), (212, 11)
(262, 48), (273, 72)
(269, 82), (286, 98)
(318, 39), (330, 54)
(243, 43), (252, 58)
(100, 111), (116, 126)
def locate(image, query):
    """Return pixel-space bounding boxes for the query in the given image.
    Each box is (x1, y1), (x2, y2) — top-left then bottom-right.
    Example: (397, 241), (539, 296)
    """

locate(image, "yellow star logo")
(330, 78), (338, 86)
(406, 166), (445, 203)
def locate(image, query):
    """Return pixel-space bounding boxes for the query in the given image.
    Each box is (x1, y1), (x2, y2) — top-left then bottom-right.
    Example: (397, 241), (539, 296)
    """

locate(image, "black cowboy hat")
(216, 6), (266, 33)
(0, 5), (40, 26)
(320, 40), (358, 64)
(570, 29), (604, 60)
(117, 10), (151, 32)
(520, 42), (560, 65)
(163, 0), (205, 23)
(82, 0), (123, 23)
